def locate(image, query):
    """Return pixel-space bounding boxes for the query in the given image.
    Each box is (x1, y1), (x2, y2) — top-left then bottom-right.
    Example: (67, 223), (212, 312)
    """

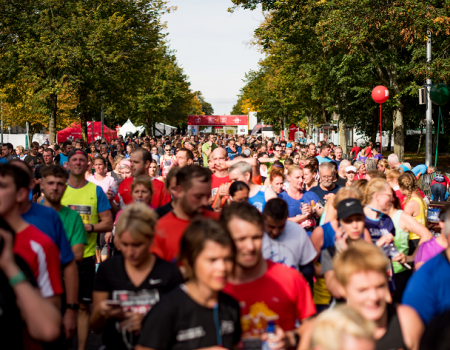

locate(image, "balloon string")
(380, 104), (382, 154)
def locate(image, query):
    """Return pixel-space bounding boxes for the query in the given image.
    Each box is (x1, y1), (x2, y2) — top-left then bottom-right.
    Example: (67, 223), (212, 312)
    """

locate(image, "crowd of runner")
(1, 132), (450, 350)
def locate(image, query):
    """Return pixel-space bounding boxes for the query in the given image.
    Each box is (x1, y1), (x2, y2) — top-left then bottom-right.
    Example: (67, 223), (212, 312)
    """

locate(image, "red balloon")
(372, 85), (389, 104)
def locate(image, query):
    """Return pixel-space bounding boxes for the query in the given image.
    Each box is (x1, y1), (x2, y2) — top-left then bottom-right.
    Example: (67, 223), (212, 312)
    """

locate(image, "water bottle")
(110, 181), (118, 196)
(261, 321), (276, 350)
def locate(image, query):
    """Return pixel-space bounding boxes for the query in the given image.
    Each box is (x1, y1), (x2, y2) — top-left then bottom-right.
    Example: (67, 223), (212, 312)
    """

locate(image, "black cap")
(68, 149), (88, 161)
(337, 198), (364, 220)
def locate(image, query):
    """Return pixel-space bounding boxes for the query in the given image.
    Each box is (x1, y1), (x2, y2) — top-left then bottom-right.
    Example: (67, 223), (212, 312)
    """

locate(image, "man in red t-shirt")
(113, 148), (170, 211)
(222, 202), (316, 349)
(210, 148), (230, 198)
(0, 164), (63, 301)
(350, 142), (362, 160)
(151, 165), (219, 262)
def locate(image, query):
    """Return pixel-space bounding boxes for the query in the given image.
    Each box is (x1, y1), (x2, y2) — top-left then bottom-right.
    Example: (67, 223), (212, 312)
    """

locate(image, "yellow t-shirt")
(408, 196), (427, 240)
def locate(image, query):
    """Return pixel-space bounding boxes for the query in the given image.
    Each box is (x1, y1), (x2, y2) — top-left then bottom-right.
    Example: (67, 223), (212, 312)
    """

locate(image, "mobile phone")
(106, 300), (121, 307)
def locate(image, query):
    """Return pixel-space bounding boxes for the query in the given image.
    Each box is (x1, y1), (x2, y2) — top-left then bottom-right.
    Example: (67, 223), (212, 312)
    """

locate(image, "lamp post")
(101, 94), (104, 139)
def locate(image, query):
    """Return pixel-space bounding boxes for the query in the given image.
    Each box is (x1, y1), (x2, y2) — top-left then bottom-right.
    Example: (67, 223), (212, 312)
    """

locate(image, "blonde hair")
(378, 159), (390, 170)
(332, 187), (363, 209)
(115, 203), (157, 240)
(363, 178), (390, 205)
(311, 305), (375, 350)
(287, 164), (302, 176)
(354, 161), (364, 171)
(385, 169), (401, 182)
(334, 240), (389, 287)
(398, 172), (421, 205)
(112, 154), (125, 169)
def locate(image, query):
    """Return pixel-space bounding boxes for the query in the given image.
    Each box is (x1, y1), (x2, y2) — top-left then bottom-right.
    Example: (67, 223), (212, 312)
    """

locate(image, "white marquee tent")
(118, 119), (177, 137)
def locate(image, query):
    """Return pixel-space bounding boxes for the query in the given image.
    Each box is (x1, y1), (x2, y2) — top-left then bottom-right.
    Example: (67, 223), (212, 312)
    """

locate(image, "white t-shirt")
(87, 175), (116, 194)
(262, 221), (317, 270)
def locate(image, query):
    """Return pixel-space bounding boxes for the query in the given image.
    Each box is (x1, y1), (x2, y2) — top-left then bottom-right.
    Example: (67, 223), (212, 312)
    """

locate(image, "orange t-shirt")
(151, 210), (220, 262)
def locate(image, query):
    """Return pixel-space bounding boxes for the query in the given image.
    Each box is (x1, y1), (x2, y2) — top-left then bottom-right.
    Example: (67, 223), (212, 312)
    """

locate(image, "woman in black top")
(91, 204), (183, 350)
(136, 219), (241, 350)
(333, 241), (423, 350)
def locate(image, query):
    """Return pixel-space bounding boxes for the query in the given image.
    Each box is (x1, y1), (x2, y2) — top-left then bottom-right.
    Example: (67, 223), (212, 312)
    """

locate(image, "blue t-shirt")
(398, 164), (410, 172)
(225, 146), (241, 160)
(412, 164), (427, 177)
(374, 154), (383, 161)
(309, 184), (341, 201)
(22, 202), (75, 265)
(403, 251), (450, 324)
(364, 213), (395, 244)
(278, 191), (320, 218)
(333, 160), (342, 169)
(316, 156), (332, 164)
(0, 157), (7, 164)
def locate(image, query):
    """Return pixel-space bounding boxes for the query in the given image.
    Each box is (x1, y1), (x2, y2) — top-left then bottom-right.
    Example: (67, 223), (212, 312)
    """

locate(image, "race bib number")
(112, 289), (160, 315)
(68, 205), (92, 224)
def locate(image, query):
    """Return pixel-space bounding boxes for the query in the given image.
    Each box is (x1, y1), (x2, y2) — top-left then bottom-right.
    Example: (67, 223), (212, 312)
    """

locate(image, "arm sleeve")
(402, 264), (438, 324)
(321, 249), (333, 275)
(96, 186), (112, 213)
(42, 240), (64, 297)
(294, 272), (316, 320)
(138, 300), (176, 350)
(53, 212), (75, 265)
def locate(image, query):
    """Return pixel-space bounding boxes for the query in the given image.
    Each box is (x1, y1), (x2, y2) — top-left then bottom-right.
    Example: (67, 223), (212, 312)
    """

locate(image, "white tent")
(118, 119), (145, 137)
(119, 119), (177, 137)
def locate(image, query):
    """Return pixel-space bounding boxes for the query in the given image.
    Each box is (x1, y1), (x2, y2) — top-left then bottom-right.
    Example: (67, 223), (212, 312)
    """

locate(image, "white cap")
(346, 166), (357, 173)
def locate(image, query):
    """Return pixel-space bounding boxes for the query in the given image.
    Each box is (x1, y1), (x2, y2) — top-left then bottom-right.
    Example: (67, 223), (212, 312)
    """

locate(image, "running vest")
(61, 182), (99, 258)
(375, 304), (407, 350)
(409, 196), (427, 240)
(392, 210), (410, 274)
(249, 185), (268, 212)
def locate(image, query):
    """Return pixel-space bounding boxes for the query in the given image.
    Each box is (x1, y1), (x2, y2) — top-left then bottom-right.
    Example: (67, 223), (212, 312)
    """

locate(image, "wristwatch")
(66, 303), (80, 311)
(89, 224), (94, 232)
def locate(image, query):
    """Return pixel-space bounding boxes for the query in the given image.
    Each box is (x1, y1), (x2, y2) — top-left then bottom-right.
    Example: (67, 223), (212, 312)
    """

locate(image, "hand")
(376, 234), (394, 247)
(104, 232), (112, 244)
(218, 184), (229, 198)
(106, 189), (115, 201)
(119, 312), (145, 333)
(301, 203), (311, 216)
(323, 193), (335, 201)
(63, 309), (77, 339)
(335, 226), (349, 252)
(99, 300), (124, 320)
(261, 325), (286, 350)
(392, 252), (406, 264)
(84, 224), (93, 233)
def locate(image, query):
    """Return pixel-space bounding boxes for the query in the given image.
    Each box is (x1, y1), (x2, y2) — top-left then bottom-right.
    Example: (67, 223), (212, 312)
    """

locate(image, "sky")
(162, 0), (265, 115)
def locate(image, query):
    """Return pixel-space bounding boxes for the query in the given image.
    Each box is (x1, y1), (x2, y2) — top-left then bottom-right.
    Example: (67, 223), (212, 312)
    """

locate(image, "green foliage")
(0, 0), (206, 141)
(231, 0), (450, 159)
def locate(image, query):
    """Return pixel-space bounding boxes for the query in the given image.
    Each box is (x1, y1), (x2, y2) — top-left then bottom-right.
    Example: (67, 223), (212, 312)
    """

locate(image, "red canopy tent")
(57, 122), (117, 143)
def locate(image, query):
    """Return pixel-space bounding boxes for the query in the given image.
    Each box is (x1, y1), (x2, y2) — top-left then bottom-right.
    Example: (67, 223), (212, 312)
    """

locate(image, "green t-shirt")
(202, 142), (217, 167)
(58, 206), (88, 247)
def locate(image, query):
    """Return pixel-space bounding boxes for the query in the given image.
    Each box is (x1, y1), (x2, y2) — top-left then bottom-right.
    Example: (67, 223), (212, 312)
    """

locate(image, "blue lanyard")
(366, 205), (385, 220)
(213, 304), (222, 346)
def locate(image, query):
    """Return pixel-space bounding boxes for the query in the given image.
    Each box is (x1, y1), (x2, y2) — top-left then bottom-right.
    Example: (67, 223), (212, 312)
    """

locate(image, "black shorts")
(77, 256), (95, 304)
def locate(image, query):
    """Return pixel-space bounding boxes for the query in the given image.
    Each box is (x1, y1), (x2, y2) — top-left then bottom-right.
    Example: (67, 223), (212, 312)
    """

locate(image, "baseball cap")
(345, 166), (357, 173)
(337, 198), (364, 220)
(286, 143), (293, 148)
(68, 149), (88, 160)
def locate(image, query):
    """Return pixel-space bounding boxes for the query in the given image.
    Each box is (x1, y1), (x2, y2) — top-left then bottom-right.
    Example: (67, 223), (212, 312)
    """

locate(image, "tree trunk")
(339, 118), (347, 155)
(307, 114), (313, 138)
(393, 102), (405, 162)
(80, 110), (89, 142)
(48, 94), (57, 144)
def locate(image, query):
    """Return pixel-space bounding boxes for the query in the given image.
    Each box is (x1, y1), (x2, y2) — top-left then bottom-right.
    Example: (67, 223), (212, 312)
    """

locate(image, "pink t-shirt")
(414, 237), (446, 265)
(87, 175), (116, 194)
